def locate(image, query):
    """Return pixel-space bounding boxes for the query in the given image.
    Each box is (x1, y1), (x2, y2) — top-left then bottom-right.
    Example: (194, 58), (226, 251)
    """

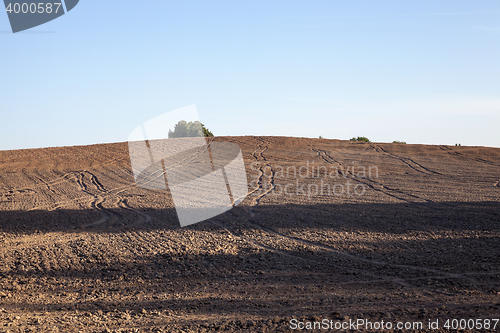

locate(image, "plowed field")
(1, 136), (499, 332)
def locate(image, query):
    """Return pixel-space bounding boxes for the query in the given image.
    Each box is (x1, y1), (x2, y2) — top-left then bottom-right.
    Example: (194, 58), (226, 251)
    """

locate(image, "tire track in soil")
(247, 137), (274, 204)
(235, 143), (480, 288)
(211, 138), (329, 268)
(438, 145), (500, 168)
(6, 142), (212, 214)
(311, 148), (486, 284)
(23, 170), (141, 229)
(24, 171), (99, 211)
(4, 141), (490, 287)
(371, 144), (443, 176)
(76, 172), (114, 228)
(33, 174), (57, 195)
(314, 149), (433, 205)
(114, 198), (153, 231)
(316, 148), (500, 221)
(214, 138), (465, 289)
(18, 155), (158, 229)
(10, 168), (39, 196)
(65, 171), (126, 229)
(123, 139), (214, 192)
(78, 170), (155, 230)
(351, 147), (500, 223)
(0, 188), (36, 203)
(89, 172), (106, 192)
(101, 139), (214, 199)
(76, 169), (153, 229)
(118, 199), (151, 223)
(2, 156), (128, 194)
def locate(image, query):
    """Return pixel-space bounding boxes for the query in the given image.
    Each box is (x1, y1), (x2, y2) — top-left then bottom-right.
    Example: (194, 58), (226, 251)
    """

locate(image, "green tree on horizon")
(168, 120), (214, 138)
(202, 124), (214, 137)
(350, 136), (370, 142)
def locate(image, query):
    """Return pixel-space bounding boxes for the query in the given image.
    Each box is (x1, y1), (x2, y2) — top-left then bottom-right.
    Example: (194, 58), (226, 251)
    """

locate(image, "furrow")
(371, 144), (442, 176)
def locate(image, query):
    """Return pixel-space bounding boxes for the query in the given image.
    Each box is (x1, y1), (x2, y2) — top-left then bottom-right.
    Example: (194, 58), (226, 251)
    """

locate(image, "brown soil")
(0, 136), (499, 332)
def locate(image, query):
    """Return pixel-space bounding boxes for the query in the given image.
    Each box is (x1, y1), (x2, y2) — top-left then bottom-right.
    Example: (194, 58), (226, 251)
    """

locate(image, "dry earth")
(0, 136), (499, 332)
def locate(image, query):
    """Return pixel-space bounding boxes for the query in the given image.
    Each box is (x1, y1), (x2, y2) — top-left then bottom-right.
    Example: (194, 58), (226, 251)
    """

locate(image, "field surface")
(0, 136), (499, 332)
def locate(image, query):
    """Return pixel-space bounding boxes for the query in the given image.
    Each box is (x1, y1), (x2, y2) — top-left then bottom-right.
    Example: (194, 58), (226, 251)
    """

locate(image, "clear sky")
(1, 0), (499, 150)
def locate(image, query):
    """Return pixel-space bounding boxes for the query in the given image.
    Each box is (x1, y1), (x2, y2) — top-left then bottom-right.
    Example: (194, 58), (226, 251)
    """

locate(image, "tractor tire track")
(24, 170), (136, 229)
(117, 198), (153, 229)
(129, 140), (213, 191)
(219, 140), (460, 289)
(2, 156), (127, 194)
(438, 145), (500, 168)
(71, 171), (127, 229)
(76, 170), (152, 229)
(314, 149), (434, 205)
(248, 137), (274, 205)
(75, 172), (112, 228)
(315, 149), (500, 219)
(371, 144), (443, 176)
(32, 173), (56, 195)
(219, 141), (477, 289)
(89, 172), (106, 192)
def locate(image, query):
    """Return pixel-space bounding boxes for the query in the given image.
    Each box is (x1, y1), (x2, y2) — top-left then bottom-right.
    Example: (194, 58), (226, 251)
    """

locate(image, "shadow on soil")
(2, 202), (499, 294)
(0, 200), (499, 234)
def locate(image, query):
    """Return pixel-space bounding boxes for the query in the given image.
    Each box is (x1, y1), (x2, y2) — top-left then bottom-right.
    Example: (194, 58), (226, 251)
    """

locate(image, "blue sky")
(1, 0), (499, 150)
